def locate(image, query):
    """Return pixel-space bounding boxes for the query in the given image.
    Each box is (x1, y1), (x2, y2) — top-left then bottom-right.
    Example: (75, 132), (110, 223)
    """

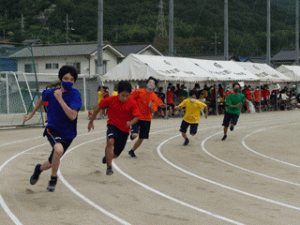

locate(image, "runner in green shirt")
(222, 83), (250, 141)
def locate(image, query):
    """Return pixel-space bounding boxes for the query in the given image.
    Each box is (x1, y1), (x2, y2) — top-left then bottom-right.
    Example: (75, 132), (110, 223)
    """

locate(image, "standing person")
(102, 87), (110, 117)
(112, 87), (118, 96)
(128, 77), (163, 158)
(174, 90), (208, 146)
(225, 88), (232, 98)
(43, 85), (51, 122)
(88, 81), (140, 175)
(24, 66), (82, 192)
(261, 85), (270, 111)
(221, 83), (250, 141)
(254, 86), (261, 112)
(166, 86), (175, 118)
(157, 87), (166, 118)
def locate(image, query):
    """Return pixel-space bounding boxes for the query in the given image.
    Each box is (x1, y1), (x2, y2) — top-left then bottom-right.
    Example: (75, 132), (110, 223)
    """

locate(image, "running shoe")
(221, 135), (227, 141)
(128, 150), (137, 158)
(230, 126), (234, 131)
(30, 164), (42, 185)
(183, 138), (189, 146)
(46, 179), (57, 192)
(106, 167), (114, 175)
(102, 156), (106, 164)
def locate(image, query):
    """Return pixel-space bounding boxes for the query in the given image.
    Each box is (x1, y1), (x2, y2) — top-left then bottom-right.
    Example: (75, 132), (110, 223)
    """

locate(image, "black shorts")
(255, 102), (260, 106)
(44, 106), (48, 113)
(222, 112), (240, 127)
(131, 120), (151, 139)
(179, 120), (198, 135)
(167, 104), (175, 109)
(107, 125), (129, 156)
(44, 128), (73, 163)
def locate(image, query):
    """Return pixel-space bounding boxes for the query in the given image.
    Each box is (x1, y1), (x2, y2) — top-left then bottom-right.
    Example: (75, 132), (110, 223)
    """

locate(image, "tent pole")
(259, 81), (262, 113)
(215, 84), (219, 115)
(165, 80), (168, 120)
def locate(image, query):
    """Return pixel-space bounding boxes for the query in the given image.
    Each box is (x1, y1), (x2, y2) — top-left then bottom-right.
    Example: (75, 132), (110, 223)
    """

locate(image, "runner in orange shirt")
(128, 77), (163, 158)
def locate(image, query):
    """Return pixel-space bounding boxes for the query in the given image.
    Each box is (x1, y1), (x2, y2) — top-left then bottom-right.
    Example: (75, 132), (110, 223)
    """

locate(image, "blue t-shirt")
(42, 88), (82, 140)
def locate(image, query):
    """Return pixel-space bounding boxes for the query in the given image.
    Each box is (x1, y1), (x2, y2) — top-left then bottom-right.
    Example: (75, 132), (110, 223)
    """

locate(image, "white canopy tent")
(276, 65), (300, 81)
(102, 54), (215, 82)
(189, 59), (259, 81)
(236, 62), (291, 82)
(102, 54), (259, 82)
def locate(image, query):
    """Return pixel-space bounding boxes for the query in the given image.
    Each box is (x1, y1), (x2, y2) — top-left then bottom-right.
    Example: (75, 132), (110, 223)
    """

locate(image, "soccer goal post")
(0, 43), (44, 128)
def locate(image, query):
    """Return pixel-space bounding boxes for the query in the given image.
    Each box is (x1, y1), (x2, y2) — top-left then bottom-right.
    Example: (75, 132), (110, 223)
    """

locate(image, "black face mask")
(233, 88), (240, 93)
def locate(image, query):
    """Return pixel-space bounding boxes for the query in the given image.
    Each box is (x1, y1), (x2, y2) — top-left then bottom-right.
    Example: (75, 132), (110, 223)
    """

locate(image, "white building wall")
(17, 56), (90, 74)
(90, 49), (119, 74)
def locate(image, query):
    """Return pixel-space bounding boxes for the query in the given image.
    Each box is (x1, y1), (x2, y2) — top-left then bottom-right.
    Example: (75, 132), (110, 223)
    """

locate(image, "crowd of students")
(154, 82), (299, 117)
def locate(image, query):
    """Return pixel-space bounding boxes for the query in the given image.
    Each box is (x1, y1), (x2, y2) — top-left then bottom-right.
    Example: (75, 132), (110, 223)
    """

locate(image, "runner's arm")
(24, 97), (45, 122)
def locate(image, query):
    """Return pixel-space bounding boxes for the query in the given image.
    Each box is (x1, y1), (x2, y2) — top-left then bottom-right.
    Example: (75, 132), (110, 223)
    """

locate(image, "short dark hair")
(189, 89), (197, 97)
(147, 76), (158, 86)
(232, 82), (241, 89)
(159, 87), (163, 91)
(58, 66), (78, 82)
(118, 80), (132, 93)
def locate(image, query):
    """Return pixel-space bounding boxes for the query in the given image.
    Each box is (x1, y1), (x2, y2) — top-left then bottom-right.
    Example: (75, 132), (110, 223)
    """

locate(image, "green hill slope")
(0, 0), (297, 57)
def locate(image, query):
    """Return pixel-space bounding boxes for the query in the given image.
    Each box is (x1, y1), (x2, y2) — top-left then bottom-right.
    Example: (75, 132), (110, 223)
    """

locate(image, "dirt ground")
(1, 110), (300, 225)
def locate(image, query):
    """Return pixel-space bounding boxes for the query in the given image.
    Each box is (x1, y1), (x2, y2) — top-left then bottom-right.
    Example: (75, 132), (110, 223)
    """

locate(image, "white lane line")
(200, 131), (300, 187)
(242, 128), (300, 169)
(0, 132), (116, 225)
(156, 130), (300, 212)
(112, 162), (244, 225)
(0, 143), (48, 225)
(58, 137), (132, 225)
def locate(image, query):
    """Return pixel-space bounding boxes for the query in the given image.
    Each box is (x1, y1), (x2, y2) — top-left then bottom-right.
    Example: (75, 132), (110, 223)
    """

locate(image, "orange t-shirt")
(166, 91), (174, 104)
(225, 90), (232, 97)
(254, 90), (261, 102)
(130, 89), (163, 121)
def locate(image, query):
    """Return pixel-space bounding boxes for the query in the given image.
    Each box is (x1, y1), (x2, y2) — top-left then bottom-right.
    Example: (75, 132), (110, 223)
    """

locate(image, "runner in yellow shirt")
(174, 89), (208, 146)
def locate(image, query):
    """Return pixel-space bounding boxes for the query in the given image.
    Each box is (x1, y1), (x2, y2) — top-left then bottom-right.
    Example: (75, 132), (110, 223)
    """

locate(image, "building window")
(95, 60), (107, 74)
(53, 63), (59, 69)
(66, 62), (81, 74)
(45, 63), (52, 69)
(25, 64), (32, 73)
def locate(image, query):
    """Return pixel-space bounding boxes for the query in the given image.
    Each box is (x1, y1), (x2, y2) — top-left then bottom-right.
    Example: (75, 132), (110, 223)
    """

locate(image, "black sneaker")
(30, 164), (42, 185)
(106, 167), (114, 175)
(230, 126), (234, 131)
(46, 178), (57, 192)
(128, 150), (137, 158)
(221, 135), (227, 141)
(102, 156), (106, 164)
(183, 138), (189, 146)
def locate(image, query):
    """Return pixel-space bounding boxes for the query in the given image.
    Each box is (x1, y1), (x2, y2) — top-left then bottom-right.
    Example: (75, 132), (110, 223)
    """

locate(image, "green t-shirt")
(225, 93), (246, 115)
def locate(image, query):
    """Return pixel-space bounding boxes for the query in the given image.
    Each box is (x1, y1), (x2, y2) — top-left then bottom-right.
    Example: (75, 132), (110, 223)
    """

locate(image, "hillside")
(0, 0), (297, 57)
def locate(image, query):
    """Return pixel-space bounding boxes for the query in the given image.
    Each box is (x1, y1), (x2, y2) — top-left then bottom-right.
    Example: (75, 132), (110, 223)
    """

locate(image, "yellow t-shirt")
(112, 91), (118, 96)
(179, 98), (207, 124)
(98, 91), (103, 103)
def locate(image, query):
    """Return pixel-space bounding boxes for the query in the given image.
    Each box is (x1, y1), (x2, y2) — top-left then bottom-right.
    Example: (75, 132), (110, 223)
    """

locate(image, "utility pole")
(156, 0), (168, 38)
(212, 33), (221, 55)
(64, 14), (74, 43)
(169, 0), (174, 56)
(296, 0), (299, 65)
(97, 0), (103, 75)
(267, 0), (271, 66)
(224, 0), (229, 61)
(21, 15), (25, 33)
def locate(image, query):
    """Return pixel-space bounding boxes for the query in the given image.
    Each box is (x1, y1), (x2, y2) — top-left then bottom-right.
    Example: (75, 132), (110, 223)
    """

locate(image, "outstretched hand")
(24, 113), (33, 122)
(88, 121), (94, 132)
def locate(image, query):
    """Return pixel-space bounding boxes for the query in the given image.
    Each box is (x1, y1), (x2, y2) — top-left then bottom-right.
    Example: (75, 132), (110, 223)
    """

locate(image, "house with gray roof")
(9, 42), (124, 75)
(272, 49), (299, 68)
(9, 42), (163, 75)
